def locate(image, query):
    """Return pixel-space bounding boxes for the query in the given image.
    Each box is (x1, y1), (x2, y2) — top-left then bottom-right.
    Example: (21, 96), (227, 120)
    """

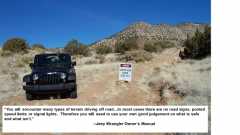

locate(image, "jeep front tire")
(26, 92), (34, 100)
(69, 88), (77, 99)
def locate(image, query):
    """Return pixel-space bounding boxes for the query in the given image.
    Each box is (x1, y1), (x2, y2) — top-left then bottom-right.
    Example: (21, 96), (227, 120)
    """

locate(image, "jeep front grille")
(38, 74), (62, 85)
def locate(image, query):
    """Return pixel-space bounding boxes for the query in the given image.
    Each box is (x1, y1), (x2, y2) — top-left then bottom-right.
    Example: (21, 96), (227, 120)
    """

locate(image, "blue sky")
(0, 0), (210, 48)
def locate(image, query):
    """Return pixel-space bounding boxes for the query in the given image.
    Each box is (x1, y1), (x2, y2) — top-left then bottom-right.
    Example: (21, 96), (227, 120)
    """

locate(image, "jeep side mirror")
(29, 63), (34, 68)
(72, 61), (76, 66)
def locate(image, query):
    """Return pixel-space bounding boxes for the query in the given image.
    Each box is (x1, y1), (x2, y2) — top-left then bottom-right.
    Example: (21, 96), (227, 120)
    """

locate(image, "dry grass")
(117, 50), (152, 63)
(0, 50), (12, 57)
(31, 47), (45, 53)
(76, 53), (119, 65)
(73, 50), (152, 66)
(15, 56), (32, 67)
(0, 49), (40, 100)
(84, 59), (99, 65)
(95, 55), (105, 64)
(10, 72), (19, 80)
(145, 57), (211, 105)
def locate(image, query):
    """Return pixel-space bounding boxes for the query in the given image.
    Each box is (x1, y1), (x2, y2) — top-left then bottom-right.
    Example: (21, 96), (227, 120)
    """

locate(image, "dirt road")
(0, 48), (180, 106)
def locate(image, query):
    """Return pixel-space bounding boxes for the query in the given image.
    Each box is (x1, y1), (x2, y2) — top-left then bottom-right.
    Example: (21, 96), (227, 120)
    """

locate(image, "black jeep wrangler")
(23, 53), (77, 100)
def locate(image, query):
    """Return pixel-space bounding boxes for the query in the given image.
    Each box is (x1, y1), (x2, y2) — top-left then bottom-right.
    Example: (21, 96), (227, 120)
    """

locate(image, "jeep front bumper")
(23, 82), (76, 94)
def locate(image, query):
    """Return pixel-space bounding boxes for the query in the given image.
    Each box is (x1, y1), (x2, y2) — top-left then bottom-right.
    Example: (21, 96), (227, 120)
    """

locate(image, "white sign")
(119, 63), (133, 81)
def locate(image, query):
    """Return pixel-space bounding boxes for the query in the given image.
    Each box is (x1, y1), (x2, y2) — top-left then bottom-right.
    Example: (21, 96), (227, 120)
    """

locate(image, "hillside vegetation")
(180, 26), (211, 59)
(92, 22), (208, 48)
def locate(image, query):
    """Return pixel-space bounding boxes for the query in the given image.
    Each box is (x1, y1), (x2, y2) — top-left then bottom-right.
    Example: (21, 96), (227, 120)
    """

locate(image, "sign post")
(119, 63), (133, 82)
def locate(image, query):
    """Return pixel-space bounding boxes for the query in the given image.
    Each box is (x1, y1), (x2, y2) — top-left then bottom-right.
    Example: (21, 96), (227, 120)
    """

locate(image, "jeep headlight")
(60, 73), (66, 79)
(22, 82), (26, 86)
(68, 68), (75, 74)
(33, 74), (39, 80)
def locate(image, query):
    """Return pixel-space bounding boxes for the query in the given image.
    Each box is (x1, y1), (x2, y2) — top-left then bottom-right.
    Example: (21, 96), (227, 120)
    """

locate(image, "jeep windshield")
(34, 54), (71, 67)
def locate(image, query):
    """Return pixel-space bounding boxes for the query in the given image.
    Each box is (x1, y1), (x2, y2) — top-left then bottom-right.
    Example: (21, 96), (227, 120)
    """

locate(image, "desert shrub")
(117, 50), (152, 63)
(15, 62), (25, 67)
(115, 42), (127, 54)
(78, 44), (90, 56)
(2, 38), (29, 53)
(144, 43), (157, 52)
(0, 50), (12, 57)
(64, 39), (90, 56)
(115, 38), (139, 54)
(84, 59), (98, 65)
(145, 57), (210, 105)
(96, 45), (112, 55)
(32, 44), (45, 49)
(180, 26), (211, 59)
(105, 54), (118, 62)
(15, 56), (32, 67)
(144, 41), (175, 53)
(153, 67), (161, 73)
(22, 56), (32, 65)
(95, 55), (105, 64)
(156, 41), (175, 49)
(64, 40), (79, 55)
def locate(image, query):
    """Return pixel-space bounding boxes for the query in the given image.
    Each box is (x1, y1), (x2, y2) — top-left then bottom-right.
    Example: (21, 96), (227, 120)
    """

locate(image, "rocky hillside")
(92, 22), (208, 47)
